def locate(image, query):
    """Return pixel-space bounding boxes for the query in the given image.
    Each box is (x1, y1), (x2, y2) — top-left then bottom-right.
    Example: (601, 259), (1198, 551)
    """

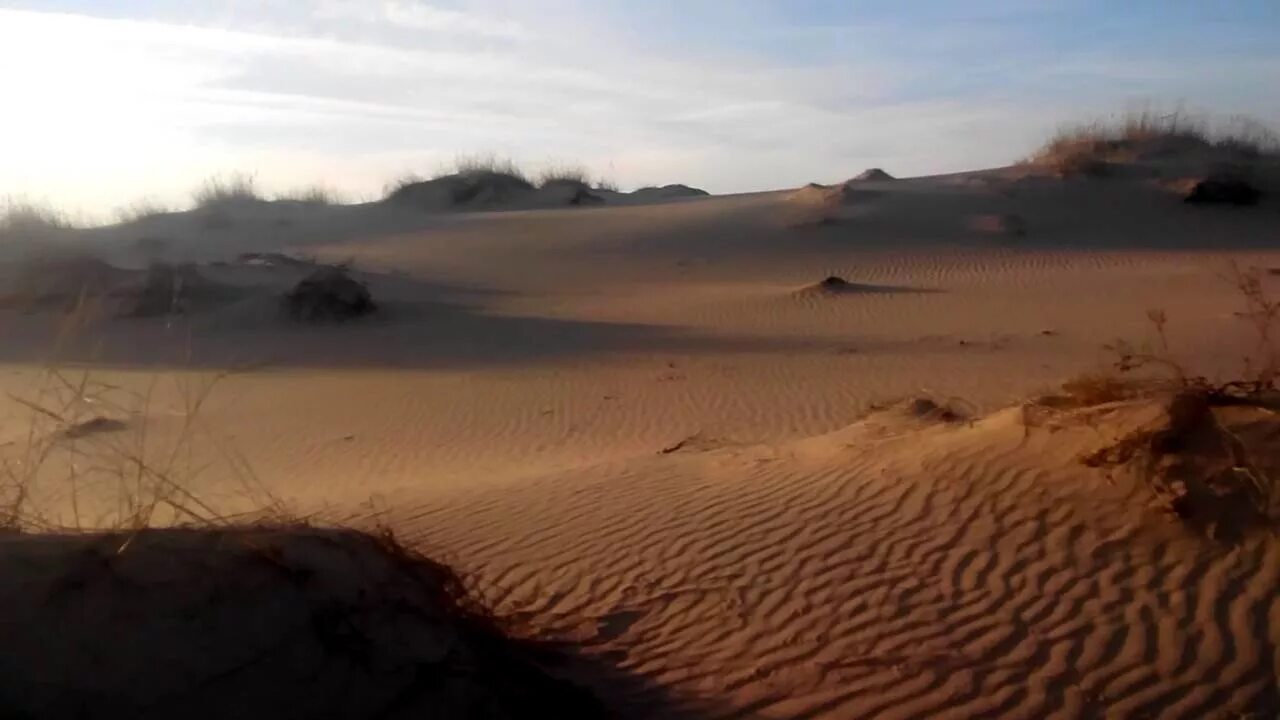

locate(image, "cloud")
(313, 1), (527, 39)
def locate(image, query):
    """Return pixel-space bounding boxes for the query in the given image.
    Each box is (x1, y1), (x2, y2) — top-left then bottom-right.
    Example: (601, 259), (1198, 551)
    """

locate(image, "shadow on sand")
(0, 269), (824, 372)
(0, 526), (746, 719)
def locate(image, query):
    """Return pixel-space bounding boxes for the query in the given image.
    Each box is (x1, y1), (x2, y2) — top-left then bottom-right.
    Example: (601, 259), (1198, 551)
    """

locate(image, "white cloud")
(313, 0), (527, 39)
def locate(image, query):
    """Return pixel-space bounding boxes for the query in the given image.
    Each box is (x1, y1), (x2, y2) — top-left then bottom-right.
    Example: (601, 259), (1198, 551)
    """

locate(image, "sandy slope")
(391, 401), (1280, 717)
(2, 165), (1280, 717)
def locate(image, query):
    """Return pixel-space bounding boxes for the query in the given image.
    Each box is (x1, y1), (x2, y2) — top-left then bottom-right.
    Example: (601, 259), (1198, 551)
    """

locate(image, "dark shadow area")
(0, 526), (733, 720)
(549, 648), (736, 719)
(0, 268), (823, 372)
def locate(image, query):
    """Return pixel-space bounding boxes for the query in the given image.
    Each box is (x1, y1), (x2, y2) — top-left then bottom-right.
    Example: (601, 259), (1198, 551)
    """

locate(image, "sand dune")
(387, 399), (1280, 716)
(3, 152), (1280, 717)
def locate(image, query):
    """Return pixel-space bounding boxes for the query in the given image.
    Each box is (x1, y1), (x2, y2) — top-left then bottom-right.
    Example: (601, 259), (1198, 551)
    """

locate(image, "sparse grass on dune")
(275, 184), (345, 205)
(0, 198), (72, 241)
(443, 152), (533, 186)
(1029, 109), (1280, 176)
(0, 301), (282, 531)
(191, 172), (260, 208)
(536, 164), (622, 192)
(384, 157), (627, 202)
(536, 163), (592, 187)
(113, 198), (172, 224)
(384, 172), (426, 198)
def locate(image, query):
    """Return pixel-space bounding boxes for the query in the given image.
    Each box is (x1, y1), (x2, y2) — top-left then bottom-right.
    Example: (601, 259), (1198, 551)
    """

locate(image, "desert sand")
(2, 150), (1280, 717)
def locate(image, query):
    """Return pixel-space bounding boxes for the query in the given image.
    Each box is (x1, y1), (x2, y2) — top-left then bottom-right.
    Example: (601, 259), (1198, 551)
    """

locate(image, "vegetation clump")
(283, 266), (376, 321)
(1037, 266), (1280, 535)
(1027, 110), (1279, 177)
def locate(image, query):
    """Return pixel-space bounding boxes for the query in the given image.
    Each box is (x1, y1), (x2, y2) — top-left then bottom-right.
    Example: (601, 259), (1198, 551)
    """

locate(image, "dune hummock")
(851, 167), (896, 181)
(0, 527), (606, 720)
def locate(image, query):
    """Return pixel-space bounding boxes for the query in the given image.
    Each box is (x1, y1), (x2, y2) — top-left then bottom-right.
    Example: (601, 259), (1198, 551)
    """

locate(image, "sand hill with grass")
(2, 115), (1280, 718)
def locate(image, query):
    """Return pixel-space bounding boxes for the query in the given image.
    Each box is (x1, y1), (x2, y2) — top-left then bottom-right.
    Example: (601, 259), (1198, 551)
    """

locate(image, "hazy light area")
(1, 1), (1277, 218)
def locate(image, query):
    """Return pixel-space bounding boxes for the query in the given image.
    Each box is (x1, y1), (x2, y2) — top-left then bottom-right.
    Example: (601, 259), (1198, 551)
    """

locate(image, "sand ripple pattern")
(394, 410), (1280, 719)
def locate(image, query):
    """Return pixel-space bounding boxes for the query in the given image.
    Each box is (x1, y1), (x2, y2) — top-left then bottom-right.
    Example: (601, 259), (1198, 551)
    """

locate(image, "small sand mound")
(60, 416), (130, 440)
(850, 168), (895, 182)
(968, 213), (1027, 237)
(787, 181), (880, 210)
(387, 171), (537, 211)
(795, 275), (878, 297)
(0, 527), (606, 719)
(630, 184), (709, 200)
(787, 183), (835, 204)
(283, 267), (376, 321)
(904, 397), (970, 422)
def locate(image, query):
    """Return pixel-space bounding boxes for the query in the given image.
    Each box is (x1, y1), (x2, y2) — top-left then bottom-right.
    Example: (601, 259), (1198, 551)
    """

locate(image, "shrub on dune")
(1026, 109), (1279, 178)
(283, 266), (377, 321)
(277, 185), (344, 205)
(192, 172), (260, 208)
(1031, 268), (1280, 536)
(536, 163), (592, 188)
(0, 199), (72, 242)
(450, 153), (531, 184)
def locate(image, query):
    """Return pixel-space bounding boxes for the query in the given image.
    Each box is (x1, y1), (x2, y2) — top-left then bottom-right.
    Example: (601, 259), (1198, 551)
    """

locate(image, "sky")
(1, 0), (1278, 218)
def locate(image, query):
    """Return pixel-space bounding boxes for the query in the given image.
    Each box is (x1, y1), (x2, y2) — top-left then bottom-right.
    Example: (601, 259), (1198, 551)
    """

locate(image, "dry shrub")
(0, 199), (71, 241)
(536, 163), (592, 188)
(1056, 373), (1153, 407)
(282, 266), (376, 321)
(277, 185), (344, 205)
(1027, 109), (1279, 177)
(447, 153), (531, 185)
(0, 312), (283, 532)
(1047, 264), (1280, 532)
(192, 172), (259, 208)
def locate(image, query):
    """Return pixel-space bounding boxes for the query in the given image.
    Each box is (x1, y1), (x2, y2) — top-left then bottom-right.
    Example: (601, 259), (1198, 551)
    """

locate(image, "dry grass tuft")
(1055, 373), (1155, 407)
(1028, 110), (1280, 177)
(536, 163), (592, 187)
(277, 185), (344, 205)
(192, 172), (260, 208)
(0, 198), (72, 241)
(383, 172), (426, 199)
(113, 198), (172, 225)
(445, 153), (532, 185)
(0, 309), (284, 532)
